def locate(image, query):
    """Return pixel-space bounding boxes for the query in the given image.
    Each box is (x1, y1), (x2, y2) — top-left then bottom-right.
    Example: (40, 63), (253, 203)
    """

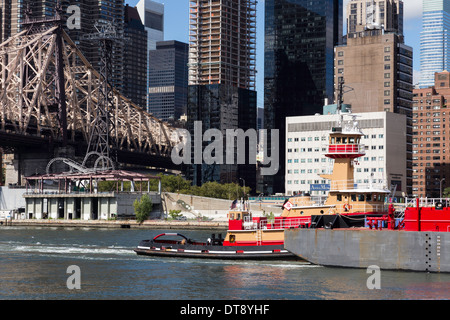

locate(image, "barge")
(285, 200), (450, 272)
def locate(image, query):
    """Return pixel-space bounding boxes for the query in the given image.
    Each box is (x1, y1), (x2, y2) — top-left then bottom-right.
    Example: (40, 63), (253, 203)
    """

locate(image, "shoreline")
(1, 219), (228, 230)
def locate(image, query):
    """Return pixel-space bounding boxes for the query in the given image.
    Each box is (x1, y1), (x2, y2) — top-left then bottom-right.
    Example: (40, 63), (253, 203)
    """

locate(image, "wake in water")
(0, 241), (135, 260)
(0, 239), (316, 268)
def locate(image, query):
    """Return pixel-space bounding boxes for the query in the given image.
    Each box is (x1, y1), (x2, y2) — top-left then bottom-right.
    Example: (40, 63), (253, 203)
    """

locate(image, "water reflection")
(0, 227), (450, 300)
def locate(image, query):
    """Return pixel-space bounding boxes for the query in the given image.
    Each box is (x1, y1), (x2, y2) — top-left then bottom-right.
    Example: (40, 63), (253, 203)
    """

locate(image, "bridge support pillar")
(3, 146), (77, 186)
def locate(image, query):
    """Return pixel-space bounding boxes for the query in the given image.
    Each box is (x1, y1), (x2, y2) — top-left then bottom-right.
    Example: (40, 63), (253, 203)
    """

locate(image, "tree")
(168, 210), (183, 220)
(443, 187), (450, 198)
(133, 194), (153, 224)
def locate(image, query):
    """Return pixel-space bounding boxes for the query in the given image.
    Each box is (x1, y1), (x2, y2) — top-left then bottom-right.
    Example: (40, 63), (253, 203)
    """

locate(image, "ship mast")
(336, 77), (345, 128)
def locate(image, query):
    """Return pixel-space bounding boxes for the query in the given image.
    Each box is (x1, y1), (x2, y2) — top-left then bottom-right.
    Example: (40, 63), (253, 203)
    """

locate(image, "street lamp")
(440, 178), (446, 200)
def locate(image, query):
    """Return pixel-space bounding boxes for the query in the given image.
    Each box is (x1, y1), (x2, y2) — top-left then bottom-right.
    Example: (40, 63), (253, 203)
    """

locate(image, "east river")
(0, 226), (449, 300)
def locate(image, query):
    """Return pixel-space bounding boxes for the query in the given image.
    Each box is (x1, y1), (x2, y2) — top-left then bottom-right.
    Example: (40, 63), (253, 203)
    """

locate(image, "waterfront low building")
(23, 170), (162, 220)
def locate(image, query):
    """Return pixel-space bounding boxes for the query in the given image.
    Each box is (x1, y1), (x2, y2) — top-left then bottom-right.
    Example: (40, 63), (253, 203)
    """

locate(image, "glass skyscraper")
(264, 0), (343, 194)
(419, 0), (450, 88)
(148, 41), (189, 122)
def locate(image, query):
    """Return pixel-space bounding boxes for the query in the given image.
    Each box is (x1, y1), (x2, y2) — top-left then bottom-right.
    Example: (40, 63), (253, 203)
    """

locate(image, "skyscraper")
(188, 0), (256, 90)
(187, 0), (257, 192)
(123, 4), (148, 108)
(346, 0), (403, 35)
(264, 0), (343, 194)
(418, 0), (450, 88)
(0, 0), (11, 43)
(148, 40), (188, 122)
(136, 0), (164, 112)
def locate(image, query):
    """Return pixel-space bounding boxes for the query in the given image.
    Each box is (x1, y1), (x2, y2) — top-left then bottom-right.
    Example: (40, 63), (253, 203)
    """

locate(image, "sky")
(126, 0), (424, 108)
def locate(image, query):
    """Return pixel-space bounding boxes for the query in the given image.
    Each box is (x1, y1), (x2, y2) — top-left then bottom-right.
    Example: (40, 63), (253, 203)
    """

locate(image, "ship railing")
(290, 195), (328, 207)
(404, 197), (450, 208)
(329, 179), (388, 191)
(334, 203), (389, 213)
(248, 217), (310, 230)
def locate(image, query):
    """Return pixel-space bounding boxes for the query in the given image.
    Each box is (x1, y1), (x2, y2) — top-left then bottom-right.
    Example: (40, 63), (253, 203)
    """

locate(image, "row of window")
(287, 134), (384, 143)
(287, 156), (385, 164)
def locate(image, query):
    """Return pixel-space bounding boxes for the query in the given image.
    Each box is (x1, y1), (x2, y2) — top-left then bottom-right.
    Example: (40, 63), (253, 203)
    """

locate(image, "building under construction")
(186, 0), (258, 193)
(188, 0), (256, 90)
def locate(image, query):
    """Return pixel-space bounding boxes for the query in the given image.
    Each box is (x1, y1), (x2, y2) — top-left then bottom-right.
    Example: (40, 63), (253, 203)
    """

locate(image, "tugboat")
(135, 103), (393, 260)
(134, 203), (297, 260)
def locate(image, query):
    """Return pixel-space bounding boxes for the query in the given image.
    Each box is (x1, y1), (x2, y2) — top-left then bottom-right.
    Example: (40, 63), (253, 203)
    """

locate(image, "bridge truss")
(0, 20), (177, 170)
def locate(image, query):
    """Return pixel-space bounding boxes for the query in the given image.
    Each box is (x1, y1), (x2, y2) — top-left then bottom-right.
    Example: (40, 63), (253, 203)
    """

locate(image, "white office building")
(285, 112), (407, 198)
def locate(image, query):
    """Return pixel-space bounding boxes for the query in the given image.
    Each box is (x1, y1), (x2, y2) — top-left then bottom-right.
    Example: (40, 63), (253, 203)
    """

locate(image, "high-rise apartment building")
(263, 0), (343, 194)
(418, 0), (450, 89)
(188, 0), (256, 90)
(187, 0), (257, 192)
(148, 40), (189, 122)
(0, 0), (11, 43)
(335, 32), (412, 115)
(412, 71), (450, 198)
(346, 0), (403, 35)
(136, 0), (164, 113)
(123, 4), (148, 108)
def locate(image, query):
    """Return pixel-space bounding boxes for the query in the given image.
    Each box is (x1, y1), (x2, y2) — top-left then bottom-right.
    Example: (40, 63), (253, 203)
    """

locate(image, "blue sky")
(126, 0), (423, 108)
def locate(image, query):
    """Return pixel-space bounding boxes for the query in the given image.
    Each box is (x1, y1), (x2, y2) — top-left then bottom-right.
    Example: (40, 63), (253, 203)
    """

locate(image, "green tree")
(133, 194), (153, 224)
(168, 209), (183, 220)
(159, 173), (192, 193)
(443, 187), (450, 198)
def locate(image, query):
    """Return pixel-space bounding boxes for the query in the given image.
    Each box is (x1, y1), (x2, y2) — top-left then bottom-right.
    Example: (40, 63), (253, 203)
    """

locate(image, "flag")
(230, 199), (238, 210)
(283, 200), (292, 211)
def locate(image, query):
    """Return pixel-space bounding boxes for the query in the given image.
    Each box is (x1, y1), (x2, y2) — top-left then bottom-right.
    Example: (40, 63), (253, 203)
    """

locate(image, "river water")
(0, 226), (449, 301)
